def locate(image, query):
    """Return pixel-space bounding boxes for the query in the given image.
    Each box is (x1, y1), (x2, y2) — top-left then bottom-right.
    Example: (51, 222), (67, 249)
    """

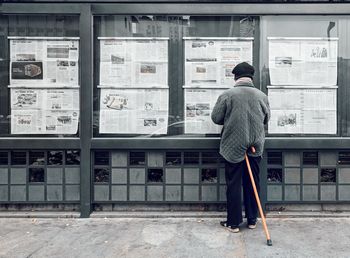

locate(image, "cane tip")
(267, 239), (273, 246)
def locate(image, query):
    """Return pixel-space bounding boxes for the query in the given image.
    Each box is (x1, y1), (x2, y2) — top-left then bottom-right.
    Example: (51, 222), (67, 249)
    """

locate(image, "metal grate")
(266, 150), (350, 203)
(338, 152), (350, 165)
(0, 150), (81, 203)
(92, 150), (226, 203)
(303, 152), (318, 165)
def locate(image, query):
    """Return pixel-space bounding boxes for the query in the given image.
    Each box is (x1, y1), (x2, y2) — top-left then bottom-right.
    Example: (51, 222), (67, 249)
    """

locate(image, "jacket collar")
(234, 77), (255, 88)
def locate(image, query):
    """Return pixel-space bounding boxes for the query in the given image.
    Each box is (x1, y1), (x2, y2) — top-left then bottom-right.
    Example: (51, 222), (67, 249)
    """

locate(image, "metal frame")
(0, 149), (81, 204)
(91, 149), (226, 204)
(79, 4), (93, 218)
(0, 2), (350, 217)
(265, 149), (350, 204)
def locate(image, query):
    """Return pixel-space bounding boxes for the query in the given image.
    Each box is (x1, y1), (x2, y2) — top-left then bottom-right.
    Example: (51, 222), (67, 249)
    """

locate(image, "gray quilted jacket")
(211, 80), (270, 163)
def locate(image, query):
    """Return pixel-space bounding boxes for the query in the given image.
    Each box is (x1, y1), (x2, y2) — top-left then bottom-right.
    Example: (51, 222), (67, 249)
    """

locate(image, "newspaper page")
(184, 39), (253, 87)
(10, 39), (79, 86)
(11, 88), (79, 134)
(268, 88), (337, 134)
(268, 38), (338, 86)
(99, 38), (168, 87)
(99, 88), (169, 134)
(184, 88), (226, 134)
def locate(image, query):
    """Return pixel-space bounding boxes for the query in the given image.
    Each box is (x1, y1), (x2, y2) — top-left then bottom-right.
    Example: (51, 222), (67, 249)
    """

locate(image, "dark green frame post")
(260, 150), (268, 212)
(80, 4), (93, 218)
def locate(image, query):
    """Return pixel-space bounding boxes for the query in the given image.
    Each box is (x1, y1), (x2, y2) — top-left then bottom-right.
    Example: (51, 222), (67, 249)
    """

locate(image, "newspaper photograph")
(269, 110), (302, 134)
(269, 38), (338, 86)
(99, 88), (169, 134)
(184, 88), (226, 134)
(185, 62), (218, 85)
(99, 38), (168, 87)
(184, 39), (253, 87)
(268, 88), (337, 134)
(11, 61), (43, 80)
(134, 62), (168, 85)
(10, 39), (79, 86)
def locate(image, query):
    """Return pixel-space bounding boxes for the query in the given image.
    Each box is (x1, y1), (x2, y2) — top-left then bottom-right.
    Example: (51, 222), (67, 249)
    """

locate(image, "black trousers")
(225, 156), (261, 226)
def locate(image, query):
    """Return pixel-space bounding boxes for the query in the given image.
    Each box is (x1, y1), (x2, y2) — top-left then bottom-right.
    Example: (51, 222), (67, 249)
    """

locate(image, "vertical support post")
(79, 4), (93, 218)
(260, 150), (268, 213)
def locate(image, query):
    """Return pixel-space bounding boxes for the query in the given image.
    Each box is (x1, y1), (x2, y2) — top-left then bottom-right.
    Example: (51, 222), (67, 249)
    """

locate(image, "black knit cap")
(232, 62), (255, 80)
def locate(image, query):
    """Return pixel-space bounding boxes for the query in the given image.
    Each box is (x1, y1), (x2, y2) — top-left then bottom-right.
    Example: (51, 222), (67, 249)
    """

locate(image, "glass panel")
(129, 152), (145, 165)
(202, 152), (221, 164)
(261, 16), (350, 136)
(94, 151), (110, 165)
(165, 152), (182, 165)
(321, 168), (336, 183)
(29, 168), (45, 183)
(147, 168), (164, 183)
(0, 152), (8, 165)
(201, 168), (217, 183)
(184, 152), (199, 164)
(48, 151), (63, 165)
(267, 152), (282, 165)
(338, 151), (350, 165)
(94, 15), (258, 137)
(11, 151), (26, 165)
(303, 152), (319, 165)
(267, 168), (283, 183)
(29, 151), (45, 166)
(0, 15), (80, 137)
(94, 168), (110, 183)
(66, 150), (80, 165)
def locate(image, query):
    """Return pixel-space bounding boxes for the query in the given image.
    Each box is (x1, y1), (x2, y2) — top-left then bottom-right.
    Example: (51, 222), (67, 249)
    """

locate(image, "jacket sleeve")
(211, 94), (227, 125)
(262, 97), (271, 125)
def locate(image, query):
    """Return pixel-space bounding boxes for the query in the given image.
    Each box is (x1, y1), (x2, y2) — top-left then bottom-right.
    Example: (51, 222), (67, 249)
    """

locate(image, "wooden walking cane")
(245, 147), (273, 246)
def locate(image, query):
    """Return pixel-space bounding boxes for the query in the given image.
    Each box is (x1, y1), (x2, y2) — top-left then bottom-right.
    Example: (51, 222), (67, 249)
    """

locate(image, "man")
(211, 62), (270, 233)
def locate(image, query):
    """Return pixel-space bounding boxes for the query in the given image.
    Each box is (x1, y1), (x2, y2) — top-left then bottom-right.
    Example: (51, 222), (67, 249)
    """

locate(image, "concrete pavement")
(0, 216), (349, 258)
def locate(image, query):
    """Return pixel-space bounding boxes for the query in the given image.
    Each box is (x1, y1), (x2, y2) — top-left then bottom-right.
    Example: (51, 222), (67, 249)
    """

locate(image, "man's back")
(211, 80), (270, 163)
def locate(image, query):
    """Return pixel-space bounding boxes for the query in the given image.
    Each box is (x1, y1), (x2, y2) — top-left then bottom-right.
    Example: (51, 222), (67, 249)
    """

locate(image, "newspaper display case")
(266, 36), (339, 135)
(8, 37), (80, 135)
(0, 2), (350, 217)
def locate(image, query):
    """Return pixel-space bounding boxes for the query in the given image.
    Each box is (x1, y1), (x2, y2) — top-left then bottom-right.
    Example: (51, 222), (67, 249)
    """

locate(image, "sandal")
(220, 221), (240, 233)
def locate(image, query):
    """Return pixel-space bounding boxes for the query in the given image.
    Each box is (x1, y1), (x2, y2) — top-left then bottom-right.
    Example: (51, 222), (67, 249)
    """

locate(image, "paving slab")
(0, 217), (349, 258)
